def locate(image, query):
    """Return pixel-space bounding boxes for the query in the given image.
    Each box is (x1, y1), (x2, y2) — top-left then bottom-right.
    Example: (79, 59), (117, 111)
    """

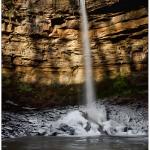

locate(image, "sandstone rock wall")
(2, 0), (148, 107)
(2, 0), (148, 85)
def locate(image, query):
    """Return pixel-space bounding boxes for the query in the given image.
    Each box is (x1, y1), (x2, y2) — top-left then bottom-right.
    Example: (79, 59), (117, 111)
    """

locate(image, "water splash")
(2, 104), (148, 138)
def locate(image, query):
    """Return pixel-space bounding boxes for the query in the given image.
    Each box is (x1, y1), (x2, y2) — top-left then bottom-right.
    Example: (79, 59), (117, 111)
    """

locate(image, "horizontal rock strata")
(2, 0), (148, 107)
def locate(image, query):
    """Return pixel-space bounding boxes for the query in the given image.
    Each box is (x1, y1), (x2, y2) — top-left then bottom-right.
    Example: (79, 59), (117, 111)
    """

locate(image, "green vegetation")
(49, 82), (63, 89)
(2, 76), (81, 108)
(3, 0), (14, 9)
(18, 84), (33, 93)
(113, 76), (129, 93)
(2, 73), (147, 108)
(96, 75), (146, 99)
(3, 78), (11, 86)
(3, 0), (15, 24)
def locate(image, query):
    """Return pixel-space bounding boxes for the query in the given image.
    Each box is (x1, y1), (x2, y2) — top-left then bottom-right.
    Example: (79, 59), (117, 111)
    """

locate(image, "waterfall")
(79, 0), (96, 108)
(79, 0), (107, 125)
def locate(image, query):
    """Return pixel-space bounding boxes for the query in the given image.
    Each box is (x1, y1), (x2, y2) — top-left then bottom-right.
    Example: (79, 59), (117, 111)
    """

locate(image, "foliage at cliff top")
(3, 0), (14, 9)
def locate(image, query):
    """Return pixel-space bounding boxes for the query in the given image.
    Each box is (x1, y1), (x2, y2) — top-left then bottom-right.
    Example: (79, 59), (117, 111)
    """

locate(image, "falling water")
(79, 0), (96, 108)
(79, 0), (107, 125)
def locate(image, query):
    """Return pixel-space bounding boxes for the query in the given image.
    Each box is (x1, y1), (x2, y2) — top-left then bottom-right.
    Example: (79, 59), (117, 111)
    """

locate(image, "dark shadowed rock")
(59, 123), (75, 135)
(51, 132), (58, 136)
(84, 122), (91, 132)
(123, 127), (132, 132)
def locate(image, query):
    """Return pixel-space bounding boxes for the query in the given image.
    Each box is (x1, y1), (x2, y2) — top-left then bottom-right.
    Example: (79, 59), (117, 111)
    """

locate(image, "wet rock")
(84, 122), (91, 132)
(98, 125), (106, 135)
(123, 127), (128, 132)
(123, 127), (132, 132)
(59, 123), (75, 135)
(37, 128), (46, 136)
(80, 111), (88, 119)
(51, 132), (57, 136)
(4, 126), (13, 131)
(2, 103), (148, 138)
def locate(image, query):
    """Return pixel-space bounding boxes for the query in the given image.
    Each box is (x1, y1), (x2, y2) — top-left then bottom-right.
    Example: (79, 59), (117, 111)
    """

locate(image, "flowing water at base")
(2, 136), (148, 150)
(2, 100), (148, 149)
(2, 100), (148, 138)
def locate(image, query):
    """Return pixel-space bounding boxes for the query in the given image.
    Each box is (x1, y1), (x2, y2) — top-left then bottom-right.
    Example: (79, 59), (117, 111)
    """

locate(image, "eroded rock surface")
(2, 0), (148, 107)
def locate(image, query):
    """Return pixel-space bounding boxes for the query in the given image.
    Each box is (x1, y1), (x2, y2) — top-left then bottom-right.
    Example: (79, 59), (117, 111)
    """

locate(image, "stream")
(3, 136), (148, 150)
(2, 100), (148, 150)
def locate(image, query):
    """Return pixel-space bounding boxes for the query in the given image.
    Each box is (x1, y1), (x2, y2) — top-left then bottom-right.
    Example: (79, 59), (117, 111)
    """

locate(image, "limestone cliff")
(2, 0), (148, 108)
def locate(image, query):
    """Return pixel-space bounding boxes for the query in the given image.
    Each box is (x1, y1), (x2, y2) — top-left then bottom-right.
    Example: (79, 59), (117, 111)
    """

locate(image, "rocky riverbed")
(2, 99), (148, 139)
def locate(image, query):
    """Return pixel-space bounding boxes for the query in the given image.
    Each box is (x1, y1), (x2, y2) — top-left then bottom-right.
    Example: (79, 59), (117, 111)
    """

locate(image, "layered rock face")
(2, 0), (148, 107)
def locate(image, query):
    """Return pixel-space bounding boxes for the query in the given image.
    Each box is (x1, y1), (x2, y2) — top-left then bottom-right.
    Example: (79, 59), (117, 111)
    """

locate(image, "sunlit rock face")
(2, 0), (148, 107)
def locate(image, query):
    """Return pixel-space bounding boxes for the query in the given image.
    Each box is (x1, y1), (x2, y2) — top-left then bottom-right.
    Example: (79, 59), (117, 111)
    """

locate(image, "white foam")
(86, 104), (107, 125)
(53, 109), (147, 137)
(55, 110), (101, 136)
